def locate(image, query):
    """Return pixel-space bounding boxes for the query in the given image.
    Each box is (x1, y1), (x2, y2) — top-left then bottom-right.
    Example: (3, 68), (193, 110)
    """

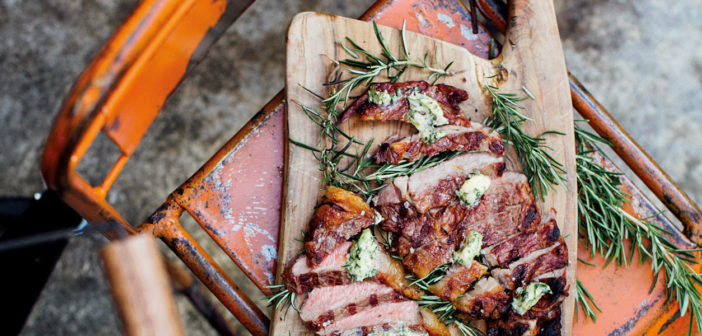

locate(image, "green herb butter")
(453, 231), (483, 265)
(456, 173), (491, 206)
(367, 325), (428, 336)
(368, 86), (401, 106)
(512, 282), (553, 315)
(407, 91), (449, 144)
(344, 228), (379, 282)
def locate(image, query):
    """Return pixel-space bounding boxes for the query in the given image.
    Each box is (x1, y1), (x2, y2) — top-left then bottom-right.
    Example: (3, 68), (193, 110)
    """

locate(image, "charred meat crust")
(492, 241), (569, 293)
(482, 216), (561, 268)
(339, 81), (470, 126)
(427, 261), (487, 301)
(374, 124), (505, 165)
(284, 266), (350, 294)
(305, 187), (375, 266)
(454, 277), (511, 320)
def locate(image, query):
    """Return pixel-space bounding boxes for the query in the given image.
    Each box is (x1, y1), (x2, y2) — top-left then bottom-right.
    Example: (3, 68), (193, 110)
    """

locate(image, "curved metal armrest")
(40, 0), (252, 235)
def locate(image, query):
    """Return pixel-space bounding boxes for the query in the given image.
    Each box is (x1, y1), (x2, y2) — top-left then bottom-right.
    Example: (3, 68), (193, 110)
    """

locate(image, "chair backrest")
(41, 0), (702, 335)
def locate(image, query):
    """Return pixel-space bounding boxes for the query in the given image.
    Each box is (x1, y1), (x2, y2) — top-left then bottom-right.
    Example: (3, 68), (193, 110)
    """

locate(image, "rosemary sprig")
(291, 20), (458, 201)
(575, 124), (702, 333)
(263, 284), (300, 316)
(325, 21), (455, 114)
(418, 295), (484, 336)
(406, 263), (450, 290)
(574, 280), (601, 322)
(484, 83), (567, 200)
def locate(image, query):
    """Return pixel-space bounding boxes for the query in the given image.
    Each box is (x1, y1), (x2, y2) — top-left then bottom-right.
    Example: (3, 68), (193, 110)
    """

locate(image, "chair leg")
(154, 219), (269, 336)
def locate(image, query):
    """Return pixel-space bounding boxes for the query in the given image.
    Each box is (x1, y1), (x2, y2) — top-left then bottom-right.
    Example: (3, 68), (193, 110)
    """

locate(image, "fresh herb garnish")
(484, 83), (567, 200)
(291, 21), (459, 202)
(406, 263), (450, 290)
(263, 284), (300, 317)
(574, 124), (702, 333)
(418, 295), (485, 336)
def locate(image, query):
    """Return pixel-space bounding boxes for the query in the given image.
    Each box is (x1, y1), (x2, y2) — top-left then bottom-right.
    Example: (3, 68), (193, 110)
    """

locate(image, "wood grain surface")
(274, 1), (576, 334)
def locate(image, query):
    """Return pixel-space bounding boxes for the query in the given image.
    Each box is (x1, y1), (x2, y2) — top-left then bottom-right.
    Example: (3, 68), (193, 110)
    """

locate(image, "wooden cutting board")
(274, 1), (576, 334)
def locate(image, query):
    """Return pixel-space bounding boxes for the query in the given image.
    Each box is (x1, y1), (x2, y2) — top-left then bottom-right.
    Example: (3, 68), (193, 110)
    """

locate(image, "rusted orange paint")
(40, 0), (701, 334)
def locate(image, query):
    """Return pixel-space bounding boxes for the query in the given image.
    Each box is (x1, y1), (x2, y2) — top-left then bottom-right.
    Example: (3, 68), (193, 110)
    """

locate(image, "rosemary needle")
(484, 83), (567, 200)
(575, 124), (702, 333)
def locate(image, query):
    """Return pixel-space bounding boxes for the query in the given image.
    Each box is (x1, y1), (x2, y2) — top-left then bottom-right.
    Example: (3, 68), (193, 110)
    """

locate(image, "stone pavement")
(1, 0), (699, 335)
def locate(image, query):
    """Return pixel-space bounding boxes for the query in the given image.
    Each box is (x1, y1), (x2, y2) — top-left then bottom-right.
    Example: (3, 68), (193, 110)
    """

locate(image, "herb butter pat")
(344, 228), (379, 282)
(456, 173), (491, 206)
(453, 231), (483, 265)
(407, 91), (449, 144)
(512, 282), (553, 315)
(367, 326), (428, 336)
(368, 86), (401, 106)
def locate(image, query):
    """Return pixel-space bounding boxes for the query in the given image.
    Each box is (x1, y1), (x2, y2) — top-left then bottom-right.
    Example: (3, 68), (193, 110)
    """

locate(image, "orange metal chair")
(40, 0), (701, 335)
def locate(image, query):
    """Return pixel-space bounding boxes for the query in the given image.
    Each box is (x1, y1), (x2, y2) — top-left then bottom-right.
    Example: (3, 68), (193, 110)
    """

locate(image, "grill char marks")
(481, 211), (560, 268)
(427, 261), (487, 301)
(301, 282), (404, 331)
(339, 81), (470, 126)
(305, 186), (375, 266)
(491, 240), (569, 293)
(374, 124), (505, 165)
(284, 241), (352, 294)
(454, 277), (511, 319)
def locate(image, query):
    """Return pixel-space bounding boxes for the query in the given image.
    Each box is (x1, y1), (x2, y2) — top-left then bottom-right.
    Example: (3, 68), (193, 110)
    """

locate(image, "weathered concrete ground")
(1, 0), (699, 335)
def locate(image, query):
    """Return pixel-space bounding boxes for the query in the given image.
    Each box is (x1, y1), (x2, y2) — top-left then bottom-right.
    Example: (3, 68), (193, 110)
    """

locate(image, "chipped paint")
(416, 12), (428, 28)
(460, 24), (478, 40)
(437, 13), (454, 28)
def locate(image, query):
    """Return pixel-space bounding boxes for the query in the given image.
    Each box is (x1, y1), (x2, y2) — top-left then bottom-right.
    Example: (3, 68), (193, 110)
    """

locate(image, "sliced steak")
(339, 81), (470, 126)
(454, 277), (511, 320)
(459, 172), (540, 247)
(327, 307), (450, 336)
(481, 211), (560, 267)
(402, 240), (455, 279)
(427, 261), (487, 301)
(284, 241), (352, 294)
(300, 282), (404, 331)
(395, 202), (466, 257)
(491, 240), (568, 293)
(318, 300), (422, 335)
(373, 242), (424, 300)
(405, 152), (505, 213)
(305, 186), (376, 266)
(374, 124), (505, 164)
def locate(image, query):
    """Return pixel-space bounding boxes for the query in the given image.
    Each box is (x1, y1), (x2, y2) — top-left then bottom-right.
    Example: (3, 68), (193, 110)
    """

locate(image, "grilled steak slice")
(374, 152), (505, 218)
(326, 307), (450, 336)
(481, 211), (560, 268)
(284, 241), (352, 294)
(394, 202), (466, 257)
(491, 240), (568, 292)
(405, 152), (505, 213)
(454, 277), (511, 319)
(339, 81), (470, 126)
(301, 282), (404, 331)
(374, 124), (505, 164)
(373, 242), (424, 299)
(305, 186), (376, 266)
(318, 300), (423, 335)
(427, 261), (487, 301)
(402, 240), (455, 279)
(459, 172), (540, 247)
